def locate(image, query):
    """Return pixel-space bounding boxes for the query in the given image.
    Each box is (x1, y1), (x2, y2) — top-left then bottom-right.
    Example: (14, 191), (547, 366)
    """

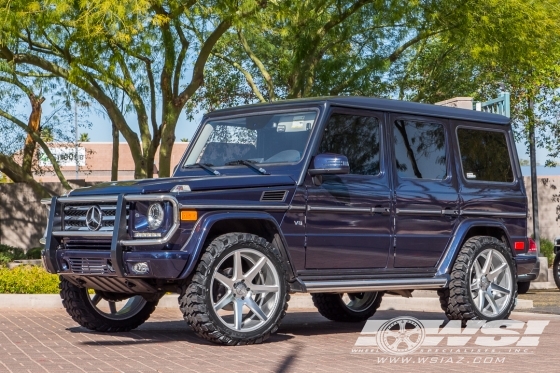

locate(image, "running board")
(301, 277), (448, 293)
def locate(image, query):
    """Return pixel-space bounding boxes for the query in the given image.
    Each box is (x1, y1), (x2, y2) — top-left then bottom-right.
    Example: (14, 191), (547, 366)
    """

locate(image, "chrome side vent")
(260, 190), (288, 202)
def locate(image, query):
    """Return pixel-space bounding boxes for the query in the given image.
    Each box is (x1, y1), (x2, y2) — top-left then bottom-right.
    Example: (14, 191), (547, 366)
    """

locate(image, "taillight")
(528, 238), (537, 253)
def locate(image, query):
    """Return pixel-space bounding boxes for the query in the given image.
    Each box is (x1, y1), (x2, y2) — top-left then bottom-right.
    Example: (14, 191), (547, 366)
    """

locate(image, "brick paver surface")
(0, 306), (558, 372)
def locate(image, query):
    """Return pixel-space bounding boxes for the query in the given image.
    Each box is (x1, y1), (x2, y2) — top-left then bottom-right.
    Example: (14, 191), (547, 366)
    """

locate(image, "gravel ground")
(518, 288), (560, 314)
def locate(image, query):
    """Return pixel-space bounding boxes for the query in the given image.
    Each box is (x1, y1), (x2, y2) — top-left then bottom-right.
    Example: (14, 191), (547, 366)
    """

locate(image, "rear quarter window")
(457, 127), (514, 183)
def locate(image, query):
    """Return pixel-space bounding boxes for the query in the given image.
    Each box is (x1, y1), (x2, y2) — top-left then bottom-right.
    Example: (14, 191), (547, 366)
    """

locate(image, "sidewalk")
(0, 291), (534, 311)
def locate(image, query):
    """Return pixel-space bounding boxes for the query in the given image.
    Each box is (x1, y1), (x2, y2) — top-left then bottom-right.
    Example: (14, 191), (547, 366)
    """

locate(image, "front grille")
(68, 257), (113, 274)
(63, 203), (128, 231)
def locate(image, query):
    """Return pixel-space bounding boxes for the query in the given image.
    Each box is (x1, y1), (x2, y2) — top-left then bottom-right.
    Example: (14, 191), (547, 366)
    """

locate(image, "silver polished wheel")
(86, 292), (148, 321)
(210, 248), (281, 332)
(469, 248), (513, 318)
(341, 292), (379, 312)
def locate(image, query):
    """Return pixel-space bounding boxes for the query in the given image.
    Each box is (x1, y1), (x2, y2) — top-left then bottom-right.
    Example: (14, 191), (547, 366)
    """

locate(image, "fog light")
(134, 232), (163, 238)
(131, 262), (150, 275)
(61, 260), (69, 271)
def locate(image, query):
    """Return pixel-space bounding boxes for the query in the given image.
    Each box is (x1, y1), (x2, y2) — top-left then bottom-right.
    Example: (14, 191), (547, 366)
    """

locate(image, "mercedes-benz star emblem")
(85, 206), (103, 231)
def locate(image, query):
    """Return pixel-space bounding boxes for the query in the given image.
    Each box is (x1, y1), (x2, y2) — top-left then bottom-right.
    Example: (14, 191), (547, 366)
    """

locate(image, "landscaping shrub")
(540, 237), (555, 267)
(0, 244), (25, 266)
(26, 247), (43, 259)
(0, 265), (59, 294)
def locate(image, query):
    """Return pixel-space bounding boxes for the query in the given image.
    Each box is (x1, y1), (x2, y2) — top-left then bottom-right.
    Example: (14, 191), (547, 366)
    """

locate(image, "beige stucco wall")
(525, 176), (560, 241)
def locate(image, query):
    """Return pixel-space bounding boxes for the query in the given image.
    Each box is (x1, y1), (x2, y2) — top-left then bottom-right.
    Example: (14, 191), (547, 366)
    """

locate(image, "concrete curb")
(0, 293), (533, 311)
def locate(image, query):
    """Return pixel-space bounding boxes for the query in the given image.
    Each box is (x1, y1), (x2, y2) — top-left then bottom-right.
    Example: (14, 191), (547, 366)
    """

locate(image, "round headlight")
(147, 203), (164, 230)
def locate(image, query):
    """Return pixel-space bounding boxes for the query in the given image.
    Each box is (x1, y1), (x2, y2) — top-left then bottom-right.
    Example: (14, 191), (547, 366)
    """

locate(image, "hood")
(68, 174), (297, 196)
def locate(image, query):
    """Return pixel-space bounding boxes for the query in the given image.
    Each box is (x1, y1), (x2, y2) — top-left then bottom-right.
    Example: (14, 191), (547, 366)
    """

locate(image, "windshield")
(184, 110), (317, 167)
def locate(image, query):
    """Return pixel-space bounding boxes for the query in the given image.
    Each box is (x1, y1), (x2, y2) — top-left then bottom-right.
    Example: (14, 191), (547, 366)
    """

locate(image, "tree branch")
(213, 52), (266, 102)
(237, 30), (275, 101)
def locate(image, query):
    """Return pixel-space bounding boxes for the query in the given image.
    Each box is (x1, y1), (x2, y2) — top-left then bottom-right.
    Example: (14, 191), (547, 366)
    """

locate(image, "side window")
(393, 120), (447, 179)
(457, 128), (513, 182)
(318, 113), (381, 175)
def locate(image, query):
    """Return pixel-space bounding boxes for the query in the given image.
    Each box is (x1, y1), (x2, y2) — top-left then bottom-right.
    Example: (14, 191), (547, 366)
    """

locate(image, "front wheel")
(180, 233), (289, 345)
(312, 292), (383, 322)
(59, 278), (158, 332)
(441, 236), (516, 321)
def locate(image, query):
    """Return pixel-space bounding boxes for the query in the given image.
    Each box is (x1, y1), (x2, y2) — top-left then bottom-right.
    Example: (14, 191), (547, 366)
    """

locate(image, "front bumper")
(41, 194), (189, 284)
(515, 254), (539, 282)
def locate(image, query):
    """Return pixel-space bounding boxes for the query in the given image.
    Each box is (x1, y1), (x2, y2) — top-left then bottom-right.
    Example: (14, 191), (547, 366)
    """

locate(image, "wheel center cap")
(480, 276), (490, 290)
(233, 282), (248, 297)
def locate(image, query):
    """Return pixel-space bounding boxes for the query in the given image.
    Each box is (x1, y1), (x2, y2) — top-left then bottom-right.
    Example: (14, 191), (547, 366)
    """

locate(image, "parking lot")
(0, 304), (558, 373)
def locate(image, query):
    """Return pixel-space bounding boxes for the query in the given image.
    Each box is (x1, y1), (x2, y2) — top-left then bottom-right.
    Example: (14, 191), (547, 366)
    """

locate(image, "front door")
(390, 115), (460, 268)
(304, 109), (392, 269)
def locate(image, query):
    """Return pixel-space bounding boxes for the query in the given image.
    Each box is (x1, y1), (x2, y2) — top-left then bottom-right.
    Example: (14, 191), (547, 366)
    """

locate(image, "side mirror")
(308, 153), (350, 176)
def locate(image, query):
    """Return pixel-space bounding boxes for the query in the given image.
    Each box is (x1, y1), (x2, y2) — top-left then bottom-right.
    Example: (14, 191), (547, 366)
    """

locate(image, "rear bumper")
(515, 254), (539, 282)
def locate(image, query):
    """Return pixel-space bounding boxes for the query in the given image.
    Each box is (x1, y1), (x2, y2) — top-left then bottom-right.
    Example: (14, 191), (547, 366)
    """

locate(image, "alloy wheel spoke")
(91, 294), (101, 306)
(244, 296), (268, 322)
(478, 289), (485, 310)
(484, 292), (499, 314)
(250, 284), (279, 294)
(233, 299), (244, 330)
(232, 251), (243, 281)
(471, 281), (480, 292)
(487, 262), (507, 282)
(214, 272), (234, 288)
(243, 257), (267, 283)
(474, 260), (483, 278)
(213, 292), (234, 311)
(482, 250), (493, 275)
(489, 283), (511, 296)
(109, 301), (117, 314)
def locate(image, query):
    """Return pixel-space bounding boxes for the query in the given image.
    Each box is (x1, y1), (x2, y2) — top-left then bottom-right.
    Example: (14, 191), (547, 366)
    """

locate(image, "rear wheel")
(441, 236), (516, 321)
(59, 278), (158, 332)
(312, 292), (383, 322)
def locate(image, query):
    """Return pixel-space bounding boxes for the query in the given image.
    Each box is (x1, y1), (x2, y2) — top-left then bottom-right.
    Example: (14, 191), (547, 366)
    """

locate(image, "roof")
(207, 96), (510, 125)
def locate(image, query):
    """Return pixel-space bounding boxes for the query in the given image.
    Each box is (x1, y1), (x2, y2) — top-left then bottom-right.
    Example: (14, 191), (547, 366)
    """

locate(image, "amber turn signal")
(180, 210), (198, 221)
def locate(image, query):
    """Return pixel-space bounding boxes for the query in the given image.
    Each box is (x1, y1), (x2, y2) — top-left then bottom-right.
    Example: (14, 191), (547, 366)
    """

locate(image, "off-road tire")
(440, 236), (517, 321)
(553, 253), (560, 290)
(311, 292), (383, 322)
(179, 232), (290, 345)
(59, 277), (158, 332)
(517, 281), (530, 294)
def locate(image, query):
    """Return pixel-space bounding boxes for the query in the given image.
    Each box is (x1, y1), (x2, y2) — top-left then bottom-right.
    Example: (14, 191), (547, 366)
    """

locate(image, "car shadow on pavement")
(69, 310), (447, 346)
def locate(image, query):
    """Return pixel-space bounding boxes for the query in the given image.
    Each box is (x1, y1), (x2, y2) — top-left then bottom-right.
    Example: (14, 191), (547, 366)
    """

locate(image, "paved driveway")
(0, 307), (558, 373)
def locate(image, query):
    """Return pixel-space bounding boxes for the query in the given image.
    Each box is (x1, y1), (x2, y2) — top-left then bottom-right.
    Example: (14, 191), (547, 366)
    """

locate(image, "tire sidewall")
(553, 253), (560, 289)
(202, 237), (288, 340)
(466, 239), (516, 321)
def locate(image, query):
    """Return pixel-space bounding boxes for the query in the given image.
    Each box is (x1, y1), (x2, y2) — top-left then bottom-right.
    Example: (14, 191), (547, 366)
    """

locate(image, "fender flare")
(436, 219), (513, 277)
(177, 211), (296, 280)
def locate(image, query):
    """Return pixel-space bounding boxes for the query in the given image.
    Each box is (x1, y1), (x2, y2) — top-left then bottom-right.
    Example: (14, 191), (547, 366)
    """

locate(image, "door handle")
(372, 207), (391, 215)
(441, 208), (459, 216)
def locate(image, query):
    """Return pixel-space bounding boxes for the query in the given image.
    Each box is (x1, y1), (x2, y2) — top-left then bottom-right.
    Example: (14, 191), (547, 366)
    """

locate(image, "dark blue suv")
(41, 97), (538, 345)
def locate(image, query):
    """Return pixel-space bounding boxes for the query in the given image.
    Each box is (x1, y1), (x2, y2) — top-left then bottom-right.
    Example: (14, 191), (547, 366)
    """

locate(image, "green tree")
(79, 133), (90, 142)
(0, 0), (267, 179)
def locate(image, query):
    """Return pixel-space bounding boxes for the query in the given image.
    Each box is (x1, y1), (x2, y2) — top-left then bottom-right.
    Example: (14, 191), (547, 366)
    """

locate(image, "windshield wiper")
(185, 163), (221, 176)
(225, 160), (269, 175)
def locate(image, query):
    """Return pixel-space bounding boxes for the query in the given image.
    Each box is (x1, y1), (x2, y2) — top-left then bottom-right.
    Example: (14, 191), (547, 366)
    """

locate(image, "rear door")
(390, 115), (460, 268)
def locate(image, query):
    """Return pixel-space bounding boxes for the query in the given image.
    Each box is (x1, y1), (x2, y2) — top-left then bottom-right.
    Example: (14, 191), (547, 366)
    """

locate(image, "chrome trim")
(52, 231), (114, 238)
(460, 210), (527, 218)
(307, 205), (371, 213)
(302, 278), (448, 293)
(288, 205), (306, 211)
(120, 195), (180, 246)
(58, 195), (120, 203)
(179, 203), (290, 211)
(396, 208), (442, 216)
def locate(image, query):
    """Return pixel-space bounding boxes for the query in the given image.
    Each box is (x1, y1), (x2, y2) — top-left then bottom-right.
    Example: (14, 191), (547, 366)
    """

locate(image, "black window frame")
(455, 124), (516, 185)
